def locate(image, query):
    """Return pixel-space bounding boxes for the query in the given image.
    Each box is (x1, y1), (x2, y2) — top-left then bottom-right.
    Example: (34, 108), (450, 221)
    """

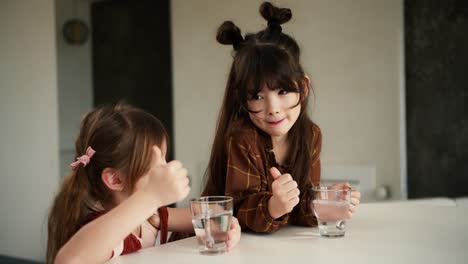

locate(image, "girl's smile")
(247, 86), (301, 138)
(267, 118), (285, 126)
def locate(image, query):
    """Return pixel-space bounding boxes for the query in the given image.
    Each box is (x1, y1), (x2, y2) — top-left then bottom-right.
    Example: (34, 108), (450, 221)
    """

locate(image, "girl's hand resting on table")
(226, 217), (241, 251)
(330, 182), (361, 219)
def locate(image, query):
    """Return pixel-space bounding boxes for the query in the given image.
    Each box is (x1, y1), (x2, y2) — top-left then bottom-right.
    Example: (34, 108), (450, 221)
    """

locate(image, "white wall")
(0, 0), (403, 259)
(55, 0), (93, 177)
(0, 0), (59, 261)
(172, 0), (404, 204)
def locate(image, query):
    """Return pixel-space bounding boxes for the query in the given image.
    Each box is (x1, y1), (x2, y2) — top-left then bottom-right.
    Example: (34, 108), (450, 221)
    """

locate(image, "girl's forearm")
(167, 207), (195, 233)
(55, 190), (162, 264)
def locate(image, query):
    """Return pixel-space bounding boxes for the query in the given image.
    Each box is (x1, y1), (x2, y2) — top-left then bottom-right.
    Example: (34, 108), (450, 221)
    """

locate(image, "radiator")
(321, 165), (377, 202)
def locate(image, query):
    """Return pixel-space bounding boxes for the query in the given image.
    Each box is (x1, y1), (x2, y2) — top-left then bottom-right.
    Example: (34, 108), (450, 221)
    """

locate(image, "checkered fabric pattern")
(226, 122), (321, 233)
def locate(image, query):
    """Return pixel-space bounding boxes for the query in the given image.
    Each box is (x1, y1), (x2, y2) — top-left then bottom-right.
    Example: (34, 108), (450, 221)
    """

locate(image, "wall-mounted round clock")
(63, 19), (89, 45)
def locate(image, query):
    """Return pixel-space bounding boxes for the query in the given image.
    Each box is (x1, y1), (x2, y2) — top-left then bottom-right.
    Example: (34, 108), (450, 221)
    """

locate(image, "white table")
(108, 203), (468, 264)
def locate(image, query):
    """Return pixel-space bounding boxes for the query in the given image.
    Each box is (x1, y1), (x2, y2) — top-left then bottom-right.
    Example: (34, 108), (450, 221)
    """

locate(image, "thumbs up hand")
(267, 167), (300, 219)
(142, 146), (190, 206)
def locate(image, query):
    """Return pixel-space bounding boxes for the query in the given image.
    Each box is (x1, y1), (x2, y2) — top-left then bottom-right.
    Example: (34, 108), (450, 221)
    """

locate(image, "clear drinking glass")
(190, 196), (233, 254)
(311, 185), (351, 237)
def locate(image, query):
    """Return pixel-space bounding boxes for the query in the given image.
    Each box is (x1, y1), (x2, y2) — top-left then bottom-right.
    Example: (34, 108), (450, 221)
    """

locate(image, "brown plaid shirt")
(226, 120), (321, 233)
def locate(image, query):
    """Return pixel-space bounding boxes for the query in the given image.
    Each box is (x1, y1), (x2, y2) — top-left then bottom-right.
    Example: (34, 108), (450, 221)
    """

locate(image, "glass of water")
(311, 185), (351, 237)
(190, 196), (233, 254)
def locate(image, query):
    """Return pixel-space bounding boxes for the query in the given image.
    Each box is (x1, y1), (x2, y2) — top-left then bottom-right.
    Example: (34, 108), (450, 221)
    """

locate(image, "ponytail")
(46, 168), (90, 264)
(259, 1), (292, 37)
(216, 21), (244, 51)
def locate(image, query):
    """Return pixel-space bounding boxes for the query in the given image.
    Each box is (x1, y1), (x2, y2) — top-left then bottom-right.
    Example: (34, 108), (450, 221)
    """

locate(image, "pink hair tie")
(70, 146), (96, 170)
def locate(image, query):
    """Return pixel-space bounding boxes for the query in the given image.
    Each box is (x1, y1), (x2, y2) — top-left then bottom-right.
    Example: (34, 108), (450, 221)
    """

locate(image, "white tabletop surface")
(108, 202), (468, 264)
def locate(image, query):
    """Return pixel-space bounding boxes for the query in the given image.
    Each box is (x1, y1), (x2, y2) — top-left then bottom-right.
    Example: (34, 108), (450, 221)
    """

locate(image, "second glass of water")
(190, 196), (233, 255)
(311, 185), (351, 237)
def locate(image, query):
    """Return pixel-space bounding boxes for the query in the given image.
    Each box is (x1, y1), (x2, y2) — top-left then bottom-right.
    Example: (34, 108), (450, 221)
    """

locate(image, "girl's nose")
(266, 98), (280, 115)
(268, 108), (280, 115)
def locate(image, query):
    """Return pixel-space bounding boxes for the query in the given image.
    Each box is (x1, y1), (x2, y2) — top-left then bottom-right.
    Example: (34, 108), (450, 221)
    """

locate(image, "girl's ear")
(101, 168), (125, 191)
(303, 75), (311, 97)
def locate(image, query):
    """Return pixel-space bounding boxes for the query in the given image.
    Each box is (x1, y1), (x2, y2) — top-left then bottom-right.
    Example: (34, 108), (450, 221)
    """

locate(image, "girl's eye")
(251, 94), (263, 100)
(278, 89), (288, 95)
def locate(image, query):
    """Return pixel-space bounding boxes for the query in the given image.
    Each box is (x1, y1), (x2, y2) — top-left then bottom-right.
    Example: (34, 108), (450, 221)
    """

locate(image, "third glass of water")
(190, 196), (233, 254)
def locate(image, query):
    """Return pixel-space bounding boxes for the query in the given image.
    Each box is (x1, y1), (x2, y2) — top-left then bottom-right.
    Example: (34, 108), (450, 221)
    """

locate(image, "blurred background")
(1, 0), (467, 262)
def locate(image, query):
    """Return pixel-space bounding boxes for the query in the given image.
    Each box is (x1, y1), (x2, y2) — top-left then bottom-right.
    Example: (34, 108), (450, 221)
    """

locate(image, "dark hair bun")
(259, 2), (292, 24)
(216, 21), (244, 49)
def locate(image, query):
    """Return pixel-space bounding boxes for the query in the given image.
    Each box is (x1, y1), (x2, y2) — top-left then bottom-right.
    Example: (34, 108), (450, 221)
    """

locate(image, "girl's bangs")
(243, 47), (301, 98)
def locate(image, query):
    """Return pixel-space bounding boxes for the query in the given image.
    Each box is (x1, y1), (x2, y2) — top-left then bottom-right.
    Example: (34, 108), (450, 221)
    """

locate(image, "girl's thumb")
(270, 167), (282, 180)
(152, 145), (166, 166)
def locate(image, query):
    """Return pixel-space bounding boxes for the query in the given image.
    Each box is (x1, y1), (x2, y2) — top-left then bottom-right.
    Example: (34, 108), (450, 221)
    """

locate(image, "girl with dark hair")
(203, 2), (361, 233)
(47, 103), (240, 264)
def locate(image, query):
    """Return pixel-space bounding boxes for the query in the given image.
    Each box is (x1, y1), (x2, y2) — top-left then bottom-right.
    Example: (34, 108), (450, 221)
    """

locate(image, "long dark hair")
(46, 103), (168, 264)
(203, 2), (316, 196)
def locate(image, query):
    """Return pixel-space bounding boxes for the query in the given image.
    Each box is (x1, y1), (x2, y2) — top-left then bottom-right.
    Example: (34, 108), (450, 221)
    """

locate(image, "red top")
(82, 206), (169, 257)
